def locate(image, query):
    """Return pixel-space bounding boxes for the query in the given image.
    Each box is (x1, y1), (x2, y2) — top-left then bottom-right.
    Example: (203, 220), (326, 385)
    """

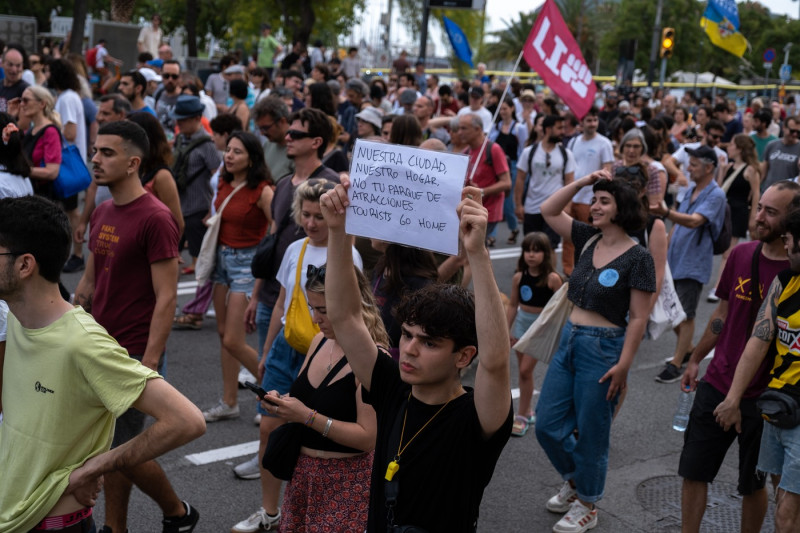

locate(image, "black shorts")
(678, 381), (767, 495)
(181, 211), (207, 258)
(674, 279), (703, 320)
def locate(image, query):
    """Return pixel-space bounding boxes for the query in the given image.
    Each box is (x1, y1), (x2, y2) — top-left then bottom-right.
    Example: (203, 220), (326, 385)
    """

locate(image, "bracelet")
(322, 418), (333, 438)
(305, 409), (317, 426)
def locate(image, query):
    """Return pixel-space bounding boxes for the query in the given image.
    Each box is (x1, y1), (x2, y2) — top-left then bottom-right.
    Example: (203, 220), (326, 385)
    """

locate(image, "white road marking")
(185, 440), (260, 465)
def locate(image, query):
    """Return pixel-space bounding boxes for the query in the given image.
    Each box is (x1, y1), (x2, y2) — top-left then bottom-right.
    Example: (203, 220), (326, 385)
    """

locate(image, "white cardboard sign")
(345, 139), (467, 255)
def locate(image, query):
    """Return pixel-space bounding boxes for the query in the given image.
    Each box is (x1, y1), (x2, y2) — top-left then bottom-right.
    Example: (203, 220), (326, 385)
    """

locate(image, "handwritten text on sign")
(346, 139), (467, 255)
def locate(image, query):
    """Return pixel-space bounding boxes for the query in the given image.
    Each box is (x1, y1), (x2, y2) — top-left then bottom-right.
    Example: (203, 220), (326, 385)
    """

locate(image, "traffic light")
(660, 27), (675, 59)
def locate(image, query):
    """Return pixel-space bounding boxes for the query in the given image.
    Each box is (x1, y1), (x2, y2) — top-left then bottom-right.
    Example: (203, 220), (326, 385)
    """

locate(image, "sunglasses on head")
(162, 73), (180, 80)
(287, 129), (313, 140)
(307, 264), (326, 281)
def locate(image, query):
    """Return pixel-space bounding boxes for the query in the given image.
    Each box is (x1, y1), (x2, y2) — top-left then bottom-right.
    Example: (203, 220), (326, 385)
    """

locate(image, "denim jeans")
(535, 320), (626, 503)
(256, 301), (273, 359)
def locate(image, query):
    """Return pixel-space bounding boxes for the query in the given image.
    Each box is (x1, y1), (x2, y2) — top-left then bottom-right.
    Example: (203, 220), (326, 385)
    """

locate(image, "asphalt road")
(57, 225), (775, 533)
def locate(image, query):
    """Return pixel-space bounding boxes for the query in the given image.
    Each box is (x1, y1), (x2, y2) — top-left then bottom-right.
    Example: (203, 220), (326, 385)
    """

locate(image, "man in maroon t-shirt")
(74, 121), (199, 533)
(459, 113), (511, 246)
(677, 181), (800, 533)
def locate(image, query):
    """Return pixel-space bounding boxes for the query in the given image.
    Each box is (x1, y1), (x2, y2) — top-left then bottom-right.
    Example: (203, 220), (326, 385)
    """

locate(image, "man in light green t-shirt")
(257, 23), (282, 78)
(0, 195), (206, 533)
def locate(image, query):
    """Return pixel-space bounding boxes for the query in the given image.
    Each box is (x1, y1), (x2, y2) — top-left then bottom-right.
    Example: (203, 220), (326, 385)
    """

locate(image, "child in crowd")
(506, 232), (562, 436)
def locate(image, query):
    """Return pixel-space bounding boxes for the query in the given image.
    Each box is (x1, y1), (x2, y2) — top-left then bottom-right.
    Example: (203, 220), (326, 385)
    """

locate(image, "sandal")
(511, 415), (530, 437)
(181, 266), (195, 275)
(507, 229), (520, 244)
(172, 314), (203, 330)
(485, 236), (496, 248)
(527, 412), (536, 424)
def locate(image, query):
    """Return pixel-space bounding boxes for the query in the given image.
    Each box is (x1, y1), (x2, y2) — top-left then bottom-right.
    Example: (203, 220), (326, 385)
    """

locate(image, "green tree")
(483, 11), (535, 71)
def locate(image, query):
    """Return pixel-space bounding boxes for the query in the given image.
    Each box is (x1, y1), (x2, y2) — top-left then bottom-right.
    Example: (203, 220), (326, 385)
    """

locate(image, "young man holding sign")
(316, 180), (512, 532)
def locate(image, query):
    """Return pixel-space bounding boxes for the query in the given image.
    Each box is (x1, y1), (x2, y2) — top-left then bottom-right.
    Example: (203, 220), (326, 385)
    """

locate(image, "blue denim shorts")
(259, 326), (304, 416)
(512, 309), (540, 340)
(211, 244), (257, 297)
(757, 419), (800, 494)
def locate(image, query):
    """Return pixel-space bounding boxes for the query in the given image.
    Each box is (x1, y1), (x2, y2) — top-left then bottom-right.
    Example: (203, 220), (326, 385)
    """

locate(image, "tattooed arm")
(712, 276), (783, 433)
(680, 299), (729, 392)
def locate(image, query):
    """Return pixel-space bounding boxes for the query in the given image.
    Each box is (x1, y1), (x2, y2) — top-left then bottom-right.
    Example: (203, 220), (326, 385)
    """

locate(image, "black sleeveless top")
(289, 338), (361, 453)
(519, 270), (555, 307)
(493, 121), (519, 161)
(725, 164), (750, 211)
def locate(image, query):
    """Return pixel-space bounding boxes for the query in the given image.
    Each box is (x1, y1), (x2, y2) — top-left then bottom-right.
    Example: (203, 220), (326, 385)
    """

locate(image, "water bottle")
(672, 389), (695, 431)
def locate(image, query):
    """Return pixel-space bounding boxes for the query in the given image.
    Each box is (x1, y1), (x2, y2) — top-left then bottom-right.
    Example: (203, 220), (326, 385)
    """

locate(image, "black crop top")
(289, 338), (362, 453)
(567, 220), (656, 327)
(519, 270), (555, 308)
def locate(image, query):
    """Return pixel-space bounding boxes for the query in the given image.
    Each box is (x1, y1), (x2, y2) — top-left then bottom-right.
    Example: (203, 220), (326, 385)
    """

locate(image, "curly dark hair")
(221, 131), (273, 189)
(592, 178), (647, 232)
(46, 58), (81, 93)
(394, 284), (478, 356)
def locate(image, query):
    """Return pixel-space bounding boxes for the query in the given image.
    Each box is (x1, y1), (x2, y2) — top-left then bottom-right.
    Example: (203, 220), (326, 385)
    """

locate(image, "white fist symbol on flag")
(560, 54), (592, 98)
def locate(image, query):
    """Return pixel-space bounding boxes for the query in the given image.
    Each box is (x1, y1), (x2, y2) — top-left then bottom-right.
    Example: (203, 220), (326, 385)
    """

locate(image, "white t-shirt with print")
(517, 144), (576, 214)
(567, 134), (614, 205)
(276, 239), (363, 325)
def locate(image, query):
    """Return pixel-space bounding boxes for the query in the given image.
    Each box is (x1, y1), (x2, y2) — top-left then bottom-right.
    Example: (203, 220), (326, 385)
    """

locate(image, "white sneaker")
(238, 367), (257, 388)
(253, 414), (262, 425)
(707, 288), (720, 303)
(233, 455), (261, 480)
(202, 400), (240, 422)
(546, 481), (578, 513)
(230, 508), (280, 533)
(553, 500), (597, 533)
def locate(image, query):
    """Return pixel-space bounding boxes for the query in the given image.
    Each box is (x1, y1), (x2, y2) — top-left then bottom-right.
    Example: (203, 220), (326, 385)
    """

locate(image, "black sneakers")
(655, 363), (683, 383)
(162, 501), (200, 533)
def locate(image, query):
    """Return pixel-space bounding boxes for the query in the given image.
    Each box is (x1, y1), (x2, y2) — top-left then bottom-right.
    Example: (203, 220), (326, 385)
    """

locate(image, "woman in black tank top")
(256, 265), (390, 532)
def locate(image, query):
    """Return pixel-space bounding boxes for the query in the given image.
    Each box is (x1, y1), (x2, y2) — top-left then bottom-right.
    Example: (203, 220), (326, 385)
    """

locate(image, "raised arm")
(713, 274), (783, 432)
(460, 187), (512, 438)
(320, 177), (380, 391)
(541, 170), (610, 240)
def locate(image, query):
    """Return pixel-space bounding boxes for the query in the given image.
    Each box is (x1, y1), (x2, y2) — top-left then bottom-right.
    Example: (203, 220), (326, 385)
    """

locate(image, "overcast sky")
(350, 0), (800, 56)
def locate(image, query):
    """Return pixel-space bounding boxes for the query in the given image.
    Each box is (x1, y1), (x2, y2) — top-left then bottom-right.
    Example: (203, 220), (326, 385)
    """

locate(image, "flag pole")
(466, 50), (526, 187)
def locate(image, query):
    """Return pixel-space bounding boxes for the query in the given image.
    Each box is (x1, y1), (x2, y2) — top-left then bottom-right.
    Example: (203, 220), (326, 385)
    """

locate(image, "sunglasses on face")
(287, 129), (313, 140)
(20, 97), (34, 104)
(789, 129), (800, 136)
(162, 73), (180, 80)
(707, 133), (721, 140)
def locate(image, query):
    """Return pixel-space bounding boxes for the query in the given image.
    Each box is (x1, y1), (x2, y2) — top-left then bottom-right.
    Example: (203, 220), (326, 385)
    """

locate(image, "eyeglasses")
(287, 129), (313, 140)
(707, 133), (722, 140)
(307, 264), (326, 281)
(623, 143), (643, 150)
(790, 129), (800, 136)
(162, 73), (180, 80)
(20, 97), (34, 104)
(257, 120), (276, 134)
(0, 251), (23, 257)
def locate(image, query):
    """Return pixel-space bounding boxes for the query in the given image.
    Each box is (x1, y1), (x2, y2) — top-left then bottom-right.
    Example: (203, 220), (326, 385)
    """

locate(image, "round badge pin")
(598, 269), (619, 287)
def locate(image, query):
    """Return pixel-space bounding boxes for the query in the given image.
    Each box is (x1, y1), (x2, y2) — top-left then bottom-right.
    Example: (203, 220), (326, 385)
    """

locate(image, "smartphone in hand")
(243, 381), (278, 406)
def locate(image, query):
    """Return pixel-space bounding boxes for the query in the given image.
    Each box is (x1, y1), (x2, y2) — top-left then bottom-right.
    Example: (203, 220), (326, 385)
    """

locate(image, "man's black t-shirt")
(363, 352), (512, 532)
(0, 79), (29, 113)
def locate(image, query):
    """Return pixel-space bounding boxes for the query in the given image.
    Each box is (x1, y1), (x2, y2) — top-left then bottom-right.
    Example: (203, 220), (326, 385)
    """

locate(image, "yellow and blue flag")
(443, 16), (474, 68)
(700, 0), (748, 58)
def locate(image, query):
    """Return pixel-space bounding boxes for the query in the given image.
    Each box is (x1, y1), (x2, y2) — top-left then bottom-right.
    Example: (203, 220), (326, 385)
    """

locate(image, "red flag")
(523, 0), (597, 120)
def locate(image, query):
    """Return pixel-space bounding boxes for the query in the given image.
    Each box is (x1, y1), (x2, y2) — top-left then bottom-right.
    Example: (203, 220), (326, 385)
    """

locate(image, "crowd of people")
(1, 19), (800, 533)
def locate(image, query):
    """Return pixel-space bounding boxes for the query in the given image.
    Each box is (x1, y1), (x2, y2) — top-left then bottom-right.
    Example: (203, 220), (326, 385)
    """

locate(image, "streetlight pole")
(647, 0), (665, 87)
(419, 0), (430, 62)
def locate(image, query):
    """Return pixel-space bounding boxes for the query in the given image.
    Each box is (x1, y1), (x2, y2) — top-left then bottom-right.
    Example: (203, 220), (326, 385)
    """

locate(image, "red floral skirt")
(279, 451), (374, 533)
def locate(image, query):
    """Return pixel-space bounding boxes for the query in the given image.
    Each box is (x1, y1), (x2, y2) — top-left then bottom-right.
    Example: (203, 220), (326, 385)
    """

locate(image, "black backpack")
(523, 142), (568, 200)
(172, 136), (214, 193)
(694, 201), (732, 255)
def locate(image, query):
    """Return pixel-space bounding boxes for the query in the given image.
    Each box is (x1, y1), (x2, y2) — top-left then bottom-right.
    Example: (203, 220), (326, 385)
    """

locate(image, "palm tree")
(483, 11), (536, 71)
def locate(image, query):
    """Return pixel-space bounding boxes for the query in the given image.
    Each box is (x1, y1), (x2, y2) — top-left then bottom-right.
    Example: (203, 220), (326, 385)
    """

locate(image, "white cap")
(139, 67), (162, 83)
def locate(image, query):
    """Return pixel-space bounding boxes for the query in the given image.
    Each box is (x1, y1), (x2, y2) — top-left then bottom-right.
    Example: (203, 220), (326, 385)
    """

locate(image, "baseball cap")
(138, 67), (162, 83)
(686, 145), (718, 166)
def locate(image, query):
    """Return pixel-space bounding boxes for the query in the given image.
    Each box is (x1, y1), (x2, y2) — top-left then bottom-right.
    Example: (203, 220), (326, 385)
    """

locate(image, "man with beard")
(677, 181), (800, 533)
(73, 121), (201, 533)
(154, 60), (182, 139)
(715, 205), (800, 533)
(514, 114), (575, 249)
(0, 195), (205, 533)
(118, 70), (156, 116)
(761, 115), (800, 193)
